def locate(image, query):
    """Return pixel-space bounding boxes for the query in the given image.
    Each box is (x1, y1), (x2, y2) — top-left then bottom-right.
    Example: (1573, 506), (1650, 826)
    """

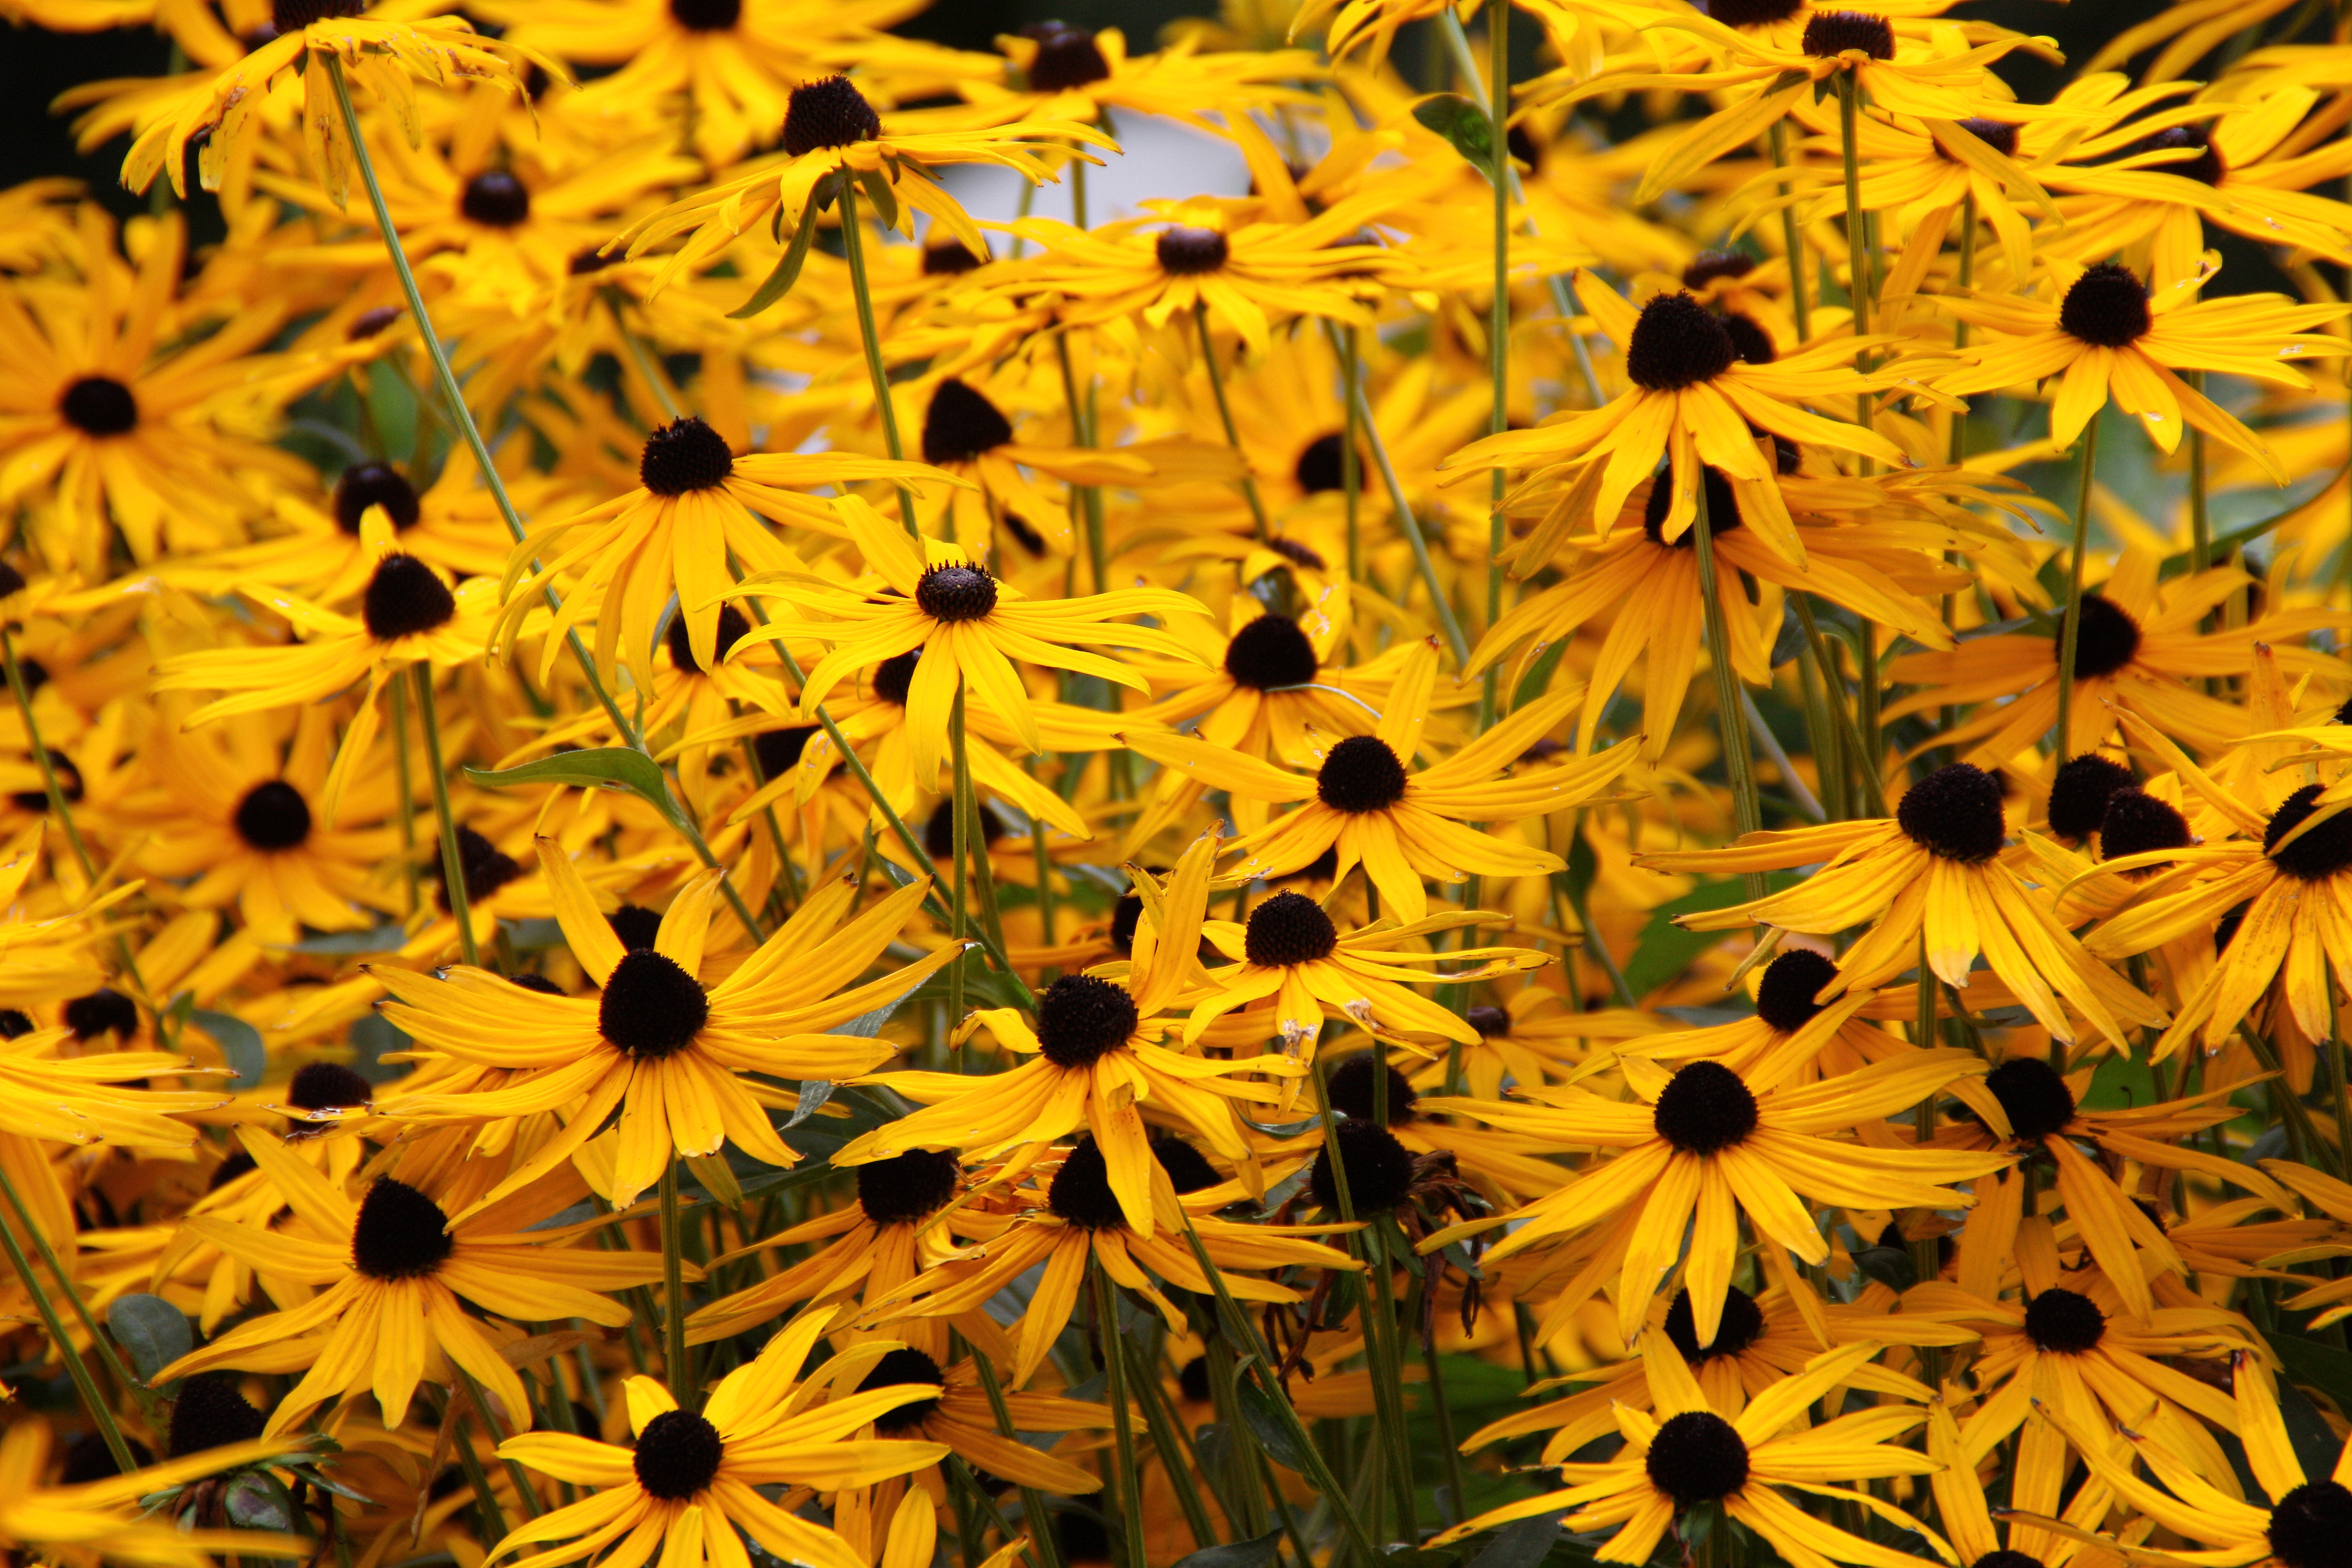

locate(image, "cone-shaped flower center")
(1316, 734), (1408, 813)
(1897, 763), (2007, 863)
(1652, 1061), (1760, 1154)
(351, 1178), (454, 1280)
(233, 780), (312, 851)
(362, 554), (456, 641)
(599, 949), (709, 1059)
(2059, 263), (2152, 348)
(633, 1409), (724, 1499)
(1244, 890), (1338, 966)
(640, 416), (736, 496)
(1646, 1410), (1751, 1506)
(1034, 973), (1137, 1068)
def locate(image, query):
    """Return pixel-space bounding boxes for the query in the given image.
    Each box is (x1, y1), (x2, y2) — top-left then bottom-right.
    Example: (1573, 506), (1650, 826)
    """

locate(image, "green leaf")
(856, 166), (900, 233)
(1618, 872), (1797, 1001)
(190, 1009), (265, 1090)
(2272, 1330), (2352, 1441)
(1412, 94), (1497, 177)
(731, 184), (826, 320)
(108, 1294), (193, 1382)
(466, 748), (690, 834)
(1511, 639), (1570, 711)
(1236, 1378), (1317, 1474)
(1172, 1530), (1284, 1568)
(1468, 1514), (1566, 1568)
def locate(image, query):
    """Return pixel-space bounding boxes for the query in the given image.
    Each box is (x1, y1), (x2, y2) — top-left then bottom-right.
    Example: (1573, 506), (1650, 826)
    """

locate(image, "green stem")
(411, 664), (479, 968)
(1193, 304), (1274, 543)
(323, 58), (640, 753)
(0, 1172), (134, 1471)
(1791, 596), (1882, 815)
(967, 1346), (1065, 1568)
(2053, 413), (2100, 762)
(0, 1162), (154, 1420)
(1837, 73), (1871, 346)
(659, 1162), (692, 1406)
(948, 682), (971, 1022)
(832, 176), (921, 536)
(389, 675), (422, 919)
(1124, 1331), (1219, 1550)
(1689, 469), (1763, 893)
(445, 1357), (541, 1521)
(1330, 324), (1470, 665)
(1769, 119), (1812, 346)
(1090, 1257), (1150, 1568)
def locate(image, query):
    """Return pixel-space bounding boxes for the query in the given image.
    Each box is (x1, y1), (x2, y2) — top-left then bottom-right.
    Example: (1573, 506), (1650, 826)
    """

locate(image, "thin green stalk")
(445, 1357), (541, 1521)
(1090, 1257), (1150, 1568)
(1689, 471), (1763, 895)
(1769, 119), (1812, 346)
(0, 1179), (133, 1472)
(1790, 596), (1882, 815)
(1028, 761), (1057, 955)
(1193, 304), (1274, 543)
(1310, 1057), (1413, 1537)
(832, 177), (920, 536)
(1124, 1332), (1219, 1551)
(1053, 332), (1110, 597)
(948, 683), (971, 1022)
(659, 1162), (692, 1404)
(1332, 325), (1470, 665)
(324, 58), (639, 752)
(1411, 1268), (1468, 1524)
(609, 292), (683, 423)
(447, 1397), (510, 1545)
(1343, 325), (1364, 588)
(2053, 414), (2101, 761)
(411, 665), (479, 968)
(389, 676), (422, 918)
(0, 1162), (154, 1420)
(966, 1341), (1065, 1568)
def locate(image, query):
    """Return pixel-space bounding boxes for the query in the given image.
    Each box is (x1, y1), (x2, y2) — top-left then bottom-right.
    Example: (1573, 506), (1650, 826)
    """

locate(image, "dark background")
(0, 0), (2192, 215)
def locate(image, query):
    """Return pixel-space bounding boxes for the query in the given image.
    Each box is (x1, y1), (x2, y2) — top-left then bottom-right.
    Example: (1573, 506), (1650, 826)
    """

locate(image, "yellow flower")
(0, 1421), (303, 1568)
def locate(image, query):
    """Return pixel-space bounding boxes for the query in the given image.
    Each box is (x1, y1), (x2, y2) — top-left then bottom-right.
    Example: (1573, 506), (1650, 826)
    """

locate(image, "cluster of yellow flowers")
(9, 1), (2352, 1567)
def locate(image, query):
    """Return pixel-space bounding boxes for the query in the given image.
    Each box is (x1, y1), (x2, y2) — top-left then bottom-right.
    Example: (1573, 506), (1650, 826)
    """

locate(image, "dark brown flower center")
(633, 1409), (723, 1499)
(1315, 734), (1407, 813)
(333, 461), (420, 536)
(782, 75), (881, 158)
(2059, 263), (2152, 349)
(60, 376), (139, 437)
(1244, 890), (1338, 966)
(1156, 227), (1229, 275)
(460, 170), (531, 228)
(921, 379), (1015, 465)
(1624, 293), (1736, 391)
(1897, 764), (2007, 863)
(1651, 1061), (1758, 1154)
(639, 416), (735, 496)
(362, 554), (456, 641)
(351, 1178), (453, 1280)
(1646, 1411), (1750, 1506)
(598, 949), (709, 1059)
(233, 780), (312, 851)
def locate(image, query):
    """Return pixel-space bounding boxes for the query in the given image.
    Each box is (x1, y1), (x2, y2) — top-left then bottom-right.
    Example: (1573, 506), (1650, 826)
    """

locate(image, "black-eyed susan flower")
(728, 494), (1210, 792)
(151, 1124), (669, 1435)
(493, 413), (944, 687)
(0, 1421), (303, 1568)
(1420, 1050), (2008, 1348)
(839, 1344), (1111, 1501)
(1430, 1330), (1951, 1568)
(832, 835), (1296, 1231)
(1930, 258), (2350, 480)
(1444, 279), (1905, 555)
(486, 1315), (950, 1568)
(377, 842), (959, 1212)
(1641, 764), (2170, 1049)
(151, 551), (507, 823)
(1130, 643), (1640, 921)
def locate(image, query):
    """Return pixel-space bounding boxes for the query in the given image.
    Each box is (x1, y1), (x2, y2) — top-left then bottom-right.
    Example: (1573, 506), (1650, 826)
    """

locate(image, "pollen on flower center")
(2266, 783), (2352, 880)
(350, 1178), (454, 1281)
(1224, 614), (1319, 691)
(1801, 10), (1895, 58)
(1309, 1119), (1416, 1213)
(856, 1147), (962, 1225)
(665, 605), (750, 675)
(1033, 973), (1139, 1068)
(782, 75), (881, 159)
(59, 375), (139, 437)
(2098, 790), (2191, 867)
(1983, 1056), (2077, 1142)
(362, 554), (456, 641)
(2022, 1287), (2106, 1354)
(914, 563), (999, 622)
(287, 1060), (373, 1112)
(633, 1408), (724, 1500)
(2046, 754), (2135, 841)
(1024, 22), (1112, 90)
(668, 0), (739, 30)
(2268, 1480), (2352, 1568)
(333, 461), (420, 536)
(460, 170), (531, 228)
(1645, 1410), (1751, 1507)
(1156, 226), (1230, 275)
(1651, 1061), (1759, 1154)
(1244, 890), (1339, 966)
(2059, 594), (2141, 678)
(2059, 263), (2153, 349)
(1316, 734), (1408, 814)
(856, 1347), (946, 1434)
(1327, 1053), (1418, 1125)
(1664, 1284), (1766, 1360)
(1896, 763), (2008, 863)
(1754, 948), (1839, 1033)
(598, 949), (709, 1059)
(1642, 463), (1745, 547)
(232, 779), (312, 852)
(1624, 292), (1738, 391)
(921, 378), (1015, 465)
(639, 415), (736, 496)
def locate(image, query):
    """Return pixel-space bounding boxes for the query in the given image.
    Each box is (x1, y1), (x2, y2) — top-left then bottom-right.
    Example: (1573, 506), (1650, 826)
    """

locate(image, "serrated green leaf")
(465, 748), (689, 834)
